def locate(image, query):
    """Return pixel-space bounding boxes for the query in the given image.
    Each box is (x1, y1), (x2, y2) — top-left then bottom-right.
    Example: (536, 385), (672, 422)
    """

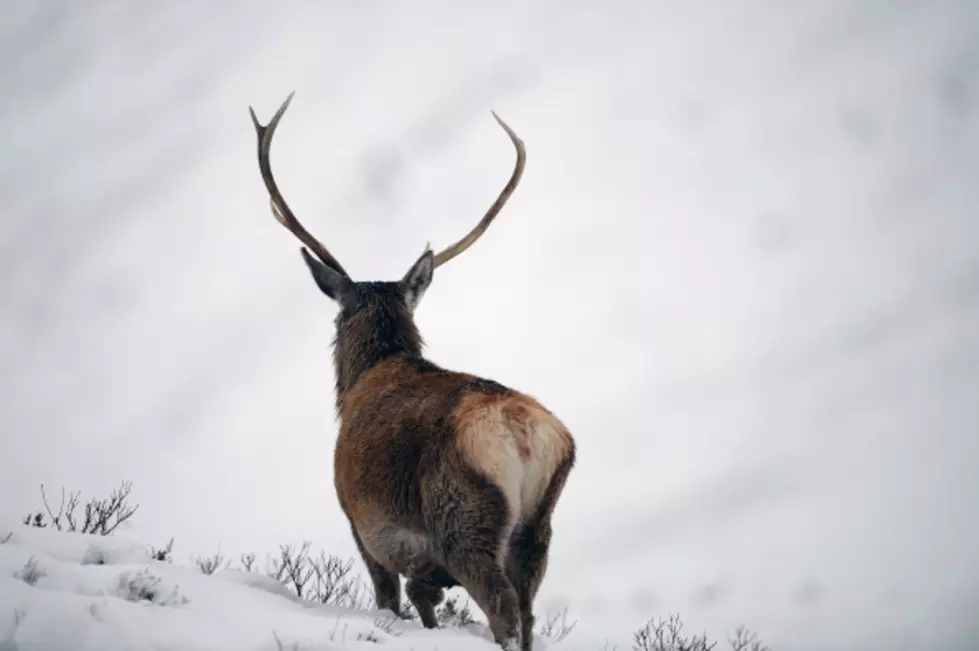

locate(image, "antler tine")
(432, 111), (526, 269)
(249, 92), (349, 277)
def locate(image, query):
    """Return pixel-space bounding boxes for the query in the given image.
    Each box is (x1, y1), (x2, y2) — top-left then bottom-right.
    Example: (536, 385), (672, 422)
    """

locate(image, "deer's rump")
(334, 360), (573, 592)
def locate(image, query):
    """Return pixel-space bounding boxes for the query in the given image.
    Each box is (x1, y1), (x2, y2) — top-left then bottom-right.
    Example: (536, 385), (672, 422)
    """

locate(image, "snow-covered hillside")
(0, 524), (554, 651)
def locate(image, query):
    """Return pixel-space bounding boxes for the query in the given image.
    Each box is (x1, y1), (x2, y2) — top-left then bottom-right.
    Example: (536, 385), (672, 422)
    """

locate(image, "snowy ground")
(0, 525), (552, 651)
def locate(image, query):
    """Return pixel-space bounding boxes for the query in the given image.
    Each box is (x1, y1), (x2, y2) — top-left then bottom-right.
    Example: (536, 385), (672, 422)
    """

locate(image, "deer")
(249, 92), (576, 651)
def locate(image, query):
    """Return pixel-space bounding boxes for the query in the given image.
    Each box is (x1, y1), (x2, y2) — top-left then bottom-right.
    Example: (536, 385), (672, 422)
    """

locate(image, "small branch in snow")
(149, 538), (175, 563)
(537, 606), (577, 643)
(194, 547), (230, 576)
(115, 569), (189, 606)
(13, 557), (45, 586)
(240, 552), (257, 572)
(272, 630), (302, 651)
(728, 626), (772, 651)
(2, 608), (27, 647)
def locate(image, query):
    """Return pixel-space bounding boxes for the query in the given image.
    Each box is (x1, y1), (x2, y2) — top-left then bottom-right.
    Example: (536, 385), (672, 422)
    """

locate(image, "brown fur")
(250, 94), (572, 650)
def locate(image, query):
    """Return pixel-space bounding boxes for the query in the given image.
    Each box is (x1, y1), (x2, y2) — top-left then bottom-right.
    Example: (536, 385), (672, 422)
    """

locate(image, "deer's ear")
(301, 248), (352, 303)
(400, 248), (434, 311)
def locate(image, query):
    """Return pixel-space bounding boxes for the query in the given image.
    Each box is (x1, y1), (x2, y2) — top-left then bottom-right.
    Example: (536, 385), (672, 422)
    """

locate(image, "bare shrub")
(1, 608), (27, 650)
(13, 558), (45, 586)
(149, 538), (174, 563)
(194, 548), (230, 576)
(272, 631), (301, 651)
(538, 606), (577, 643)
(355, 630), (381, 643)
(618, 614), (770, 651)
(263, 542), (369, 609)
(193, 541), (369, 609)
(728, 626), (772, 651)
(22, 481), (138, 536)
(372, 615), (400, 636)
(399, 593), (477, 627)
(240, 551), (257, 573)
(436, 594), (476, 627)
(115, 568), (189, 606)
(631, 614), (715, 651)
(267, 542), (314, 598)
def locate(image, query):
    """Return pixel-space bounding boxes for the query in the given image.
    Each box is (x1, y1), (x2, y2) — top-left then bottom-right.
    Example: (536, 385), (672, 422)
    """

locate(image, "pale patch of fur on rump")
(455, 392), (573, 559)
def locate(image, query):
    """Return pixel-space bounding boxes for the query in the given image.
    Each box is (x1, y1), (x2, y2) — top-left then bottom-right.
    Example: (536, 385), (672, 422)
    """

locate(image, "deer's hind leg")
(406, 577), (444, 628)
(506, 455), (574, 651)
(407, 564), (457, 628)
(426, 469), (521, 650)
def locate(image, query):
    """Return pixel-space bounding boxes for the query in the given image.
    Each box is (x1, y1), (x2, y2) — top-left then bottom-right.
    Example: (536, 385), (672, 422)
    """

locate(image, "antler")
(432, 111), (526, 269)
(249, 92), (349, 278)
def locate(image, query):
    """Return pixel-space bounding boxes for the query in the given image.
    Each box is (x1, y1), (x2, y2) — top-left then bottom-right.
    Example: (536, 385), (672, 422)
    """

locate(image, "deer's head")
(249, 93), (526, 394)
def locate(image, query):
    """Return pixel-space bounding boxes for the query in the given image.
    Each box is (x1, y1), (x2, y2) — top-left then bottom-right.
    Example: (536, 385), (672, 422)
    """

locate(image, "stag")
(249, 93), (576, 651)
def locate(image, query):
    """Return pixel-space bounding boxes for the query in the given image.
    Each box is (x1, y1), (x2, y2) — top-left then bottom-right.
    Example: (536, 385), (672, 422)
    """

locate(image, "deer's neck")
(332, 308), (424, 412)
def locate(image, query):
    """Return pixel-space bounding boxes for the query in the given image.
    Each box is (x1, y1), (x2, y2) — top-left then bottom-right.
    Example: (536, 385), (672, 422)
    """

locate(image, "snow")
(0, 524), (555, 651)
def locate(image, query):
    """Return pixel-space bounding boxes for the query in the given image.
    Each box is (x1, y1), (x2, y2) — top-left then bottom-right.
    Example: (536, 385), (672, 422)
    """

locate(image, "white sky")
(1, 1), (978, 649)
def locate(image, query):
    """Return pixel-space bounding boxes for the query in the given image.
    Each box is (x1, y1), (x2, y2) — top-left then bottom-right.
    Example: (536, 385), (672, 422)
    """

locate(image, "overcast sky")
(1, 1), (978, 649)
